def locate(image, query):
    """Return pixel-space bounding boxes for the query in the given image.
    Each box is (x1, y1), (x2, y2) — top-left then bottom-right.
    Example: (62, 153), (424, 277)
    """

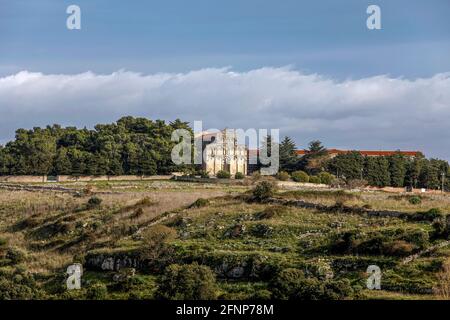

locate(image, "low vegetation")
(0, 179), (450, 300)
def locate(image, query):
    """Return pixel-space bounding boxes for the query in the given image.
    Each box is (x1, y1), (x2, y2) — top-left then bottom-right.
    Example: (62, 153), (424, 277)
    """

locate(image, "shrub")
(426, 208), (442, 219)
(276, 171), (290, 181)
(383, 240), (415, 257)
(250, 289), (272, 300)
(222, 224), (246, 238)
(250, 224), (274, 238)
(189, 198), (210, 208)
(86, 282), (108, 300)
(217, 170), (231, 179)
(409, 196), (422, 205)
(5, 247), (26, 264)
(255, 205), (287, 220)
(346, 179), (368, 189)
(330, 178), (346, 188)
(252, 181), (278, 201)
(271, 268), (354, 300)
(197, 170), (210, 178)
(434, 258), (450, 299)
(156, 263), (218, 300)
(87, 196), (102, 209)
(235, 172), (245, 180)
(291, 171), (309, 183)
(318, 172), (334, 185)
(141, 225), (177, 270)
(0, 269), (42, 299)
(309, 176), (321, 184)
(432, 217), (450, 240)
(251, 171), (262, 182)
(330, 231), (359, 254)
(413, 208), (443, 221)
(130, 208), (145, 220)
(270, 268), (306, 300)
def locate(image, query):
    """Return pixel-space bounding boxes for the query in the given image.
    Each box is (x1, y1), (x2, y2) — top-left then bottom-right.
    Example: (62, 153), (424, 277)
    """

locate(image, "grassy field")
(1, 179), (449, 300)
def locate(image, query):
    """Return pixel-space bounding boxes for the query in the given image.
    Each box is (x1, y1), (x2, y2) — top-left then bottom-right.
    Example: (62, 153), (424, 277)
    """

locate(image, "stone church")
(200, 129), (248, 176)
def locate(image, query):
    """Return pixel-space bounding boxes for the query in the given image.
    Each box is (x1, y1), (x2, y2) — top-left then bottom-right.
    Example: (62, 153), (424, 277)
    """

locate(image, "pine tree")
(279, 136), (298, 173)
(388, 153), (407, 187)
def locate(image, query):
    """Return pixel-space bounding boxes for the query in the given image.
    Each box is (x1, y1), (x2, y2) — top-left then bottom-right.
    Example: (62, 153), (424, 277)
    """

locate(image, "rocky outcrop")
(85, 250), (143, 271)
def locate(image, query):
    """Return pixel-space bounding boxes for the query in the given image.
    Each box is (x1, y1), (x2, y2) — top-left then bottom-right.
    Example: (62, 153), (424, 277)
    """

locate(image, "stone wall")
(0, 176), (47, 183)
(0, 175), (172, 183)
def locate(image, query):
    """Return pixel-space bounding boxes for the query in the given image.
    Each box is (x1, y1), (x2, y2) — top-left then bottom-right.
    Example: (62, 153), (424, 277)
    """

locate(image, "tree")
(308, 140), (327, 154)
(0, 116), (192, 176)
(365, 156), (390, 187)
(405, 158), (423, 188)
(388, 153), (407, 187)
(298, 140), (329, 175)
(279, 136), (298, 173)
(327, 152), (364, 181)
(53, 148), (72, 175)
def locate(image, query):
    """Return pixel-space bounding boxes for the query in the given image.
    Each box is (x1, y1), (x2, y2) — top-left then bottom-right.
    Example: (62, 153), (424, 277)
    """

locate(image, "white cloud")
(0, 67), (449, 159)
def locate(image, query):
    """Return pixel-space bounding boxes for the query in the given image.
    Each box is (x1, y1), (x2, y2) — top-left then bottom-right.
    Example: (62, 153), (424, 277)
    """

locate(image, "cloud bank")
(0, 67), (449, 159)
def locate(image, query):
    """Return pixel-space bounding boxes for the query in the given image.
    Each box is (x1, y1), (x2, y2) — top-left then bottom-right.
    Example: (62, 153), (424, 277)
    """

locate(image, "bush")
(346, 179), (368, 189)
(309, 176), (321, 184)
(189, 198), (210, 208)
(409, 196), (422, 205)
(250, 224), (273, 238)
(196, 170), (210, 178)
(250, 289), (272, 300)
(413, 208), (443, 221)
(87, 196), (102, 209)
(156, 263), (218, 300)
(141, 225), (177, 270)
(217, 170), (231, 179)
(276, 171), (290, 181)
(270, 268), (354, 300)
(383, 240), (415, 257)
(5, 247), (26, 264)
(318, 172), (334, 185)
(432, 217), (450, 240)
(270, 268), (306, 300)
(252, 181), (278, 201)
(255, 206), (287, 220)
(86, 282), (108, 300)
(235, 172), (245, 180)
(0, 269), (42, 299)
(291, 171), (309, 183)
(251, 171), (262, 182)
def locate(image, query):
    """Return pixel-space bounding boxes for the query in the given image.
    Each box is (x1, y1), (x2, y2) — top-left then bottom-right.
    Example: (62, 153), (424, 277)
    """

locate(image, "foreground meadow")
(1, 179), (449, 300)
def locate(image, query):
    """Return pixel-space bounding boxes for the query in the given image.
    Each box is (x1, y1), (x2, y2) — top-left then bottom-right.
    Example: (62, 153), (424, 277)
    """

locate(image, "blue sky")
(2, 0), (450, 77)
(1, 0), (450, 159)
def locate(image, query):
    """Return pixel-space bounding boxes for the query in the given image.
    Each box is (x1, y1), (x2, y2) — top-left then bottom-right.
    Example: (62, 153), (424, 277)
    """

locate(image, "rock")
(227, 266), (245, 278)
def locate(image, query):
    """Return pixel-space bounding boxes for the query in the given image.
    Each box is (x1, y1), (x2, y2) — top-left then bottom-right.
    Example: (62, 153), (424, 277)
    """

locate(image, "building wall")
(202, 130), (248, 176)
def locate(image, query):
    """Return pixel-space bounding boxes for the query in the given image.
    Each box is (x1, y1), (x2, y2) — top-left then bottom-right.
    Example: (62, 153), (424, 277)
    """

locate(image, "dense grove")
(0, 117), (191, 176)
(0, 117), (448, 190)
(278, 138), (450, 191)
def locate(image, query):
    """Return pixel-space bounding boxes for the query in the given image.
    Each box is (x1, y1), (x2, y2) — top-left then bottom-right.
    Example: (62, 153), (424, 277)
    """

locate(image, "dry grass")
(0, 185), (227, 274)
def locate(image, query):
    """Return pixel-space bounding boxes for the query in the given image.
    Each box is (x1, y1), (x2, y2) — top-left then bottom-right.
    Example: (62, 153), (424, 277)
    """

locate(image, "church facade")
(200, 129), (248, 176)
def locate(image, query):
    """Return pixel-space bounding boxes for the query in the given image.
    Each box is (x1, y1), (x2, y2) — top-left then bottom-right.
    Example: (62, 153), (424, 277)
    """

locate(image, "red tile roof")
(296, 149), (421, 157)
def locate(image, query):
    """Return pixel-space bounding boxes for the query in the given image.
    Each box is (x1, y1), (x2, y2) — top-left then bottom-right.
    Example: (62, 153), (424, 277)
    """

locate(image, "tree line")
(0, 117), (191, 176)
(278, 137), (450, 190)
